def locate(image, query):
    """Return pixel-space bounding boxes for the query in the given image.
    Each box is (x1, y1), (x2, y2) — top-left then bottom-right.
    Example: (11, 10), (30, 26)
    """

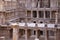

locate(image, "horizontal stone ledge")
(0, 22), (60, 29)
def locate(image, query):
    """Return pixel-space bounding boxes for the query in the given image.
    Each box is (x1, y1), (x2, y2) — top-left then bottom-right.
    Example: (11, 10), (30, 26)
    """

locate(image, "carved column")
(25, 29), (27, 40)
(44, 10), (45, 19)
(55, 29), (57, 40)
(35, 29), (39, 40)
(11, 25), (19, 40)
(55, 12), (58, 40)
(45, 27), (48, 40)
(55, 12), (58, 24)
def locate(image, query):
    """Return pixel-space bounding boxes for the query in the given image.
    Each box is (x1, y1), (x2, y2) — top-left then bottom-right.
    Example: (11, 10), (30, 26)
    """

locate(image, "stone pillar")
(25, 29), (27, 40)
(0, 13), (5, 24)
(55, 12), (58, 24)
(12, 25), (19, 40)
(55, 12), (58, 40)
(36, 30), (38, 38)
(44, 10), (45, 19)
(37, 10), (38, 18)
(55, 29), (57, 40)
(50, 11), (51, 19)
(35, 29), (39, 40)
(31, 10), (33, 18)
(45, 27), (48, 40)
